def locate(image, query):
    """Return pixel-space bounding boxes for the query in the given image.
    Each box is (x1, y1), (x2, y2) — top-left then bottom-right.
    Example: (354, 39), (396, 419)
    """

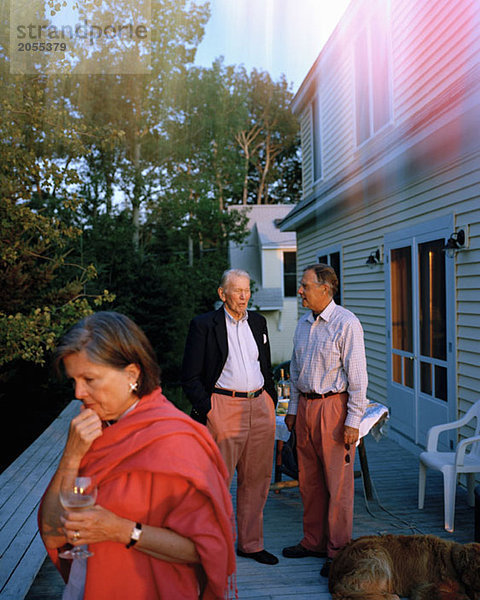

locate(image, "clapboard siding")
(296, 0), (480, 192)
(392, 0), (479, 123)
(293, 154), (480, 422)
(299, 107), (313, 197)
(290, 0), (480, 446)
(319, 51), (355, 178)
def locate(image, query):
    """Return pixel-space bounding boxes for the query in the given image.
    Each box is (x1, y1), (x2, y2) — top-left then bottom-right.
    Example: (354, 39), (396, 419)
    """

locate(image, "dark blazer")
(181, 307), (277, 423)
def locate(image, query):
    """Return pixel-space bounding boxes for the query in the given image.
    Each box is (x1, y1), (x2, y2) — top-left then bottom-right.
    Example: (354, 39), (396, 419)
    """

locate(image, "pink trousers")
(207, 390), (275, 553)
(296, 392), (355, 558)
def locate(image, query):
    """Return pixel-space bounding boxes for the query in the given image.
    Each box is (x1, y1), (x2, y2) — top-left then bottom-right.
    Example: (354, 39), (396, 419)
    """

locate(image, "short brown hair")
(304, 263), (339, 297)
(53, 311), (161, 397)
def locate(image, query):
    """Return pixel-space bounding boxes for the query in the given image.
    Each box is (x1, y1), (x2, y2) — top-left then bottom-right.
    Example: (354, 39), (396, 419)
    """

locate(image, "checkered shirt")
(288, 300), (368, 430)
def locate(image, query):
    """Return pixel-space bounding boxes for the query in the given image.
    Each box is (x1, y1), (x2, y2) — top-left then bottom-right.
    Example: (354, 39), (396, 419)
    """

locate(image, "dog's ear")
(452, 543), (480, 590)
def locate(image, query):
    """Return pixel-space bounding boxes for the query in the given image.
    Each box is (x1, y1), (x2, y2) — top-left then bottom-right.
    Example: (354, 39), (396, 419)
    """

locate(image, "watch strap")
(126, 522), (142, 549)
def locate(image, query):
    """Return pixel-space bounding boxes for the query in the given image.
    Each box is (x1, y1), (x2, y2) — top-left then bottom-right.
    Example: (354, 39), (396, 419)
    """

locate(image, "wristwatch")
(126, 522), (143, 549)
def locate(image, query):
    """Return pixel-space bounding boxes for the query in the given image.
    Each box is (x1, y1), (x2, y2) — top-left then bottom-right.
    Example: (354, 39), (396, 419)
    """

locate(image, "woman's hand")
(62, 409), (103, 466)
(61, 504), (130, 547)
(61, 505), (200, 564)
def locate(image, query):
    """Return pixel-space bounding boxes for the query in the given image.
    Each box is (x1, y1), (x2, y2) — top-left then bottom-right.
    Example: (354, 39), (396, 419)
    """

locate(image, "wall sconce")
(443, 228), (467, 258)
(366, 247), (383, 267)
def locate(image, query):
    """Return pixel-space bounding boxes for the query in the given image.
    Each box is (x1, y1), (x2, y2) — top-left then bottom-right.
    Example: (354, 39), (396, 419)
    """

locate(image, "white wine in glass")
(59, 476), (97, 559)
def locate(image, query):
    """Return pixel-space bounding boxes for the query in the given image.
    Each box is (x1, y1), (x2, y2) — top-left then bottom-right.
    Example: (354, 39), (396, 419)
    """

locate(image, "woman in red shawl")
(39, 311), (236, 600)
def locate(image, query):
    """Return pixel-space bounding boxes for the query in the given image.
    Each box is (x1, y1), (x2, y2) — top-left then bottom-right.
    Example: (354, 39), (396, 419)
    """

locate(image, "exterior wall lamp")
(443, 228), (468, 258)
(366, 247), (383, 267)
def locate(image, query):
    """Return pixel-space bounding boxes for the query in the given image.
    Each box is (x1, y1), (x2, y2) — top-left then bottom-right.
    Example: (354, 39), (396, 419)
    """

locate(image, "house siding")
(296, 0), (480, 196)
(392, 0), (480, 124)
(294, 153), (480, 420)
(288, 0), (480, 450)
(299, 107), (313, 197)
(320, 49), (355, 179)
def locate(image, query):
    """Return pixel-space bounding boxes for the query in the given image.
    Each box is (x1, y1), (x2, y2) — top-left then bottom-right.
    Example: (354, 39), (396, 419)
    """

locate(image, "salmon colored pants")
(207, 390), (275, 553)
(296, 392), (354, 558)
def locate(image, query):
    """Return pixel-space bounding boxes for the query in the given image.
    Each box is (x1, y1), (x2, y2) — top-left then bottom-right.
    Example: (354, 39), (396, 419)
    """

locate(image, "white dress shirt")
(215, 309), (264, 392)
(288, 300), (368, 429)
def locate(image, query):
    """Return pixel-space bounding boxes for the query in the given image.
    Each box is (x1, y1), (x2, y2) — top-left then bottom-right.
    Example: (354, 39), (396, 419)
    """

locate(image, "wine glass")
(59, 476), (97, 559)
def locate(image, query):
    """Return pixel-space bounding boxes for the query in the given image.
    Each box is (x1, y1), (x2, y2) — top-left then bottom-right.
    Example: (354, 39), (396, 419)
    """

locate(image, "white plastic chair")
(418, 399), (480, 532)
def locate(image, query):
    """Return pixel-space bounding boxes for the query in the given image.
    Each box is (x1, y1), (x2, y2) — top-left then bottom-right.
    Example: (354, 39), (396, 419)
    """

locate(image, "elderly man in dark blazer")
(182, 268), (278, 565)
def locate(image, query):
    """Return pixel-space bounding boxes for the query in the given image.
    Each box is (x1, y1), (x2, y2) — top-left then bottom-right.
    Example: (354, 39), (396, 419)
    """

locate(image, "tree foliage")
(0, 0), (301, 468)
(0, 72), (113, 371)
(165, 59), (301, 208)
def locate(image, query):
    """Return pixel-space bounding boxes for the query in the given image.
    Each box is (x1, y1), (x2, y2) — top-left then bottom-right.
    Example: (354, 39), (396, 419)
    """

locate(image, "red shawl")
(40, 388), (236, 599)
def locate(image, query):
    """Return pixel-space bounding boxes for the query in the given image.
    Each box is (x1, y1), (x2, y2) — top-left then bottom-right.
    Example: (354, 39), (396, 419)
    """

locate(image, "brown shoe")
(282, 543), (327, 558)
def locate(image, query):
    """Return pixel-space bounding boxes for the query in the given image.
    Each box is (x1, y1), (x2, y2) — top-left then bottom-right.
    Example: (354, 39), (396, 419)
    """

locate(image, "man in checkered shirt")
(282, 263), (368, 579)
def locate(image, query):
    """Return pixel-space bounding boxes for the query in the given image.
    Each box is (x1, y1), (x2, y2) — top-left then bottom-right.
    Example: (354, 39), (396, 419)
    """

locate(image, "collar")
(309, 299), (336, 323)
(223, 306), (248, 324)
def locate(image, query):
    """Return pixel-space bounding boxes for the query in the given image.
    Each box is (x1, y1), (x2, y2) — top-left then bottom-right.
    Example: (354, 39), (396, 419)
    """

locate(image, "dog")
(328, 534), (480, 600)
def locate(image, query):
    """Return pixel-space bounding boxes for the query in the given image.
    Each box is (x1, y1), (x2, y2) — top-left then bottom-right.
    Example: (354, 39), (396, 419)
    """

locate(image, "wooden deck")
(26, 434), (476, 600)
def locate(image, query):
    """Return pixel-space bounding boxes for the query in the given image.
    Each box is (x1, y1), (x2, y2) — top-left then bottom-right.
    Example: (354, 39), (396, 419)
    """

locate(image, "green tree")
(66, 0), (211, 247)
(234, 68), (301, 204)
(0, 69), (114, 468)
(165, 60), (301, 208)
(0, 71), (114, 370)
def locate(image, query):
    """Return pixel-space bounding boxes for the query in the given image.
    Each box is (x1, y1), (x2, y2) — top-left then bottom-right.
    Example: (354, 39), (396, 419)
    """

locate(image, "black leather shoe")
(236, 549), (279, 565)
(320, 557), (333, 578)
(282, 543), (327, 558)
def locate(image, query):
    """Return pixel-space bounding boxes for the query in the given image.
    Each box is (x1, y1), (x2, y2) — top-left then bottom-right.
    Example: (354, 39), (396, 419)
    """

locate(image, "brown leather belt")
(302, 391), (346, 399)
(213, 387), (263, 399)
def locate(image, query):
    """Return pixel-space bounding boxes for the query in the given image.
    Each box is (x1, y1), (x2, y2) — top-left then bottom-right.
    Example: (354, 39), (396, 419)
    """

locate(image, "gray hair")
(219, 268), (251, 289)
(304, 263), (339, 297)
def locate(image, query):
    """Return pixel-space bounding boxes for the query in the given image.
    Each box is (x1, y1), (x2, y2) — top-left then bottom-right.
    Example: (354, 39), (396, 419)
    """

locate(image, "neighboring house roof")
(251, 287), (284, 310)
(230, 204), (296, 249)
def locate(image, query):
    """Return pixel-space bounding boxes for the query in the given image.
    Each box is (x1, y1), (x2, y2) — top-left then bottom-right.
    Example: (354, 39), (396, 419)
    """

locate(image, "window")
(317, 250), (341, 305)
(354, 7), (391, 145)
(311, 95), (322, 181)
(283, 252), (297, 297)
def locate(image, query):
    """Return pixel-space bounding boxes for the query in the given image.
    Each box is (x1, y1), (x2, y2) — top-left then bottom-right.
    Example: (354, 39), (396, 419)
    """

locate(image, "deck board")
(26, 434), (476, 599)
(0, 401), (81, 600)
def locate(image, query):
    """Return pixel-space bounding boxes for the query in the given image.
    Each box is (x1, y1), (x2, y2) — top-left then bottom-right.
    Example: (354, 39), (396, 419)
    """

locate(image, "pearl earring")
(129, 381), (138, 393)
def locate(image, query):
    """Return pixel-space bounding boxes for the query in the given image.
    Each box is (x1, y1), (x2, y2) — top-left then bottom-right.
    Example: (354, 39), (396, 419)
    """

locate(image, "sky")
(194, 0), (352, 93)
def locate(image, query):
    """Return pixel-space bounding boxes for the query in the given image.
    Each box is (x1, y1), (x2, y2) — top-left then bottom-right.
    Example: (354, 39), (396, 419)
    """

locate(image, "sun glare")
(195, 0), (352, 92)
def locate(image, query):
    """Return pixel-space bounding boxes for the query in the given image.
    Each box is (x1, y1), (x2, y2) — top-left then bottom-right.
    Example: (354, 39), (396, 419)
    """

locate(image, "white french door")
(385, 216), (456, 448)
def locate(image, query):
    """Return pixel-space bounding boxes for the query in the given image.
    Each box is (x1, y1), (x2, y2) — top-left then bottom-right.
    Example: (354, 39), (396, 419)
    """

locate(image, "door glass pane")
(391, 247), (412, 352)
(392, 354), (401, 384)
(435, 366), (448, 401)
(419, 240), (446, 360)
(404, 358), (414, 388)
(420, 361), (432, 395)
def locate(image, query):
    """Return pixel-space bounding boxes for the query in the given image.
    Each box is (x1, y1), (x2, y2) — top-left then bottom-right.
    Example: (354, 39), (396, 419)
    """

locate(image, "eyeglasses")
(344, 443), (351, 464)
